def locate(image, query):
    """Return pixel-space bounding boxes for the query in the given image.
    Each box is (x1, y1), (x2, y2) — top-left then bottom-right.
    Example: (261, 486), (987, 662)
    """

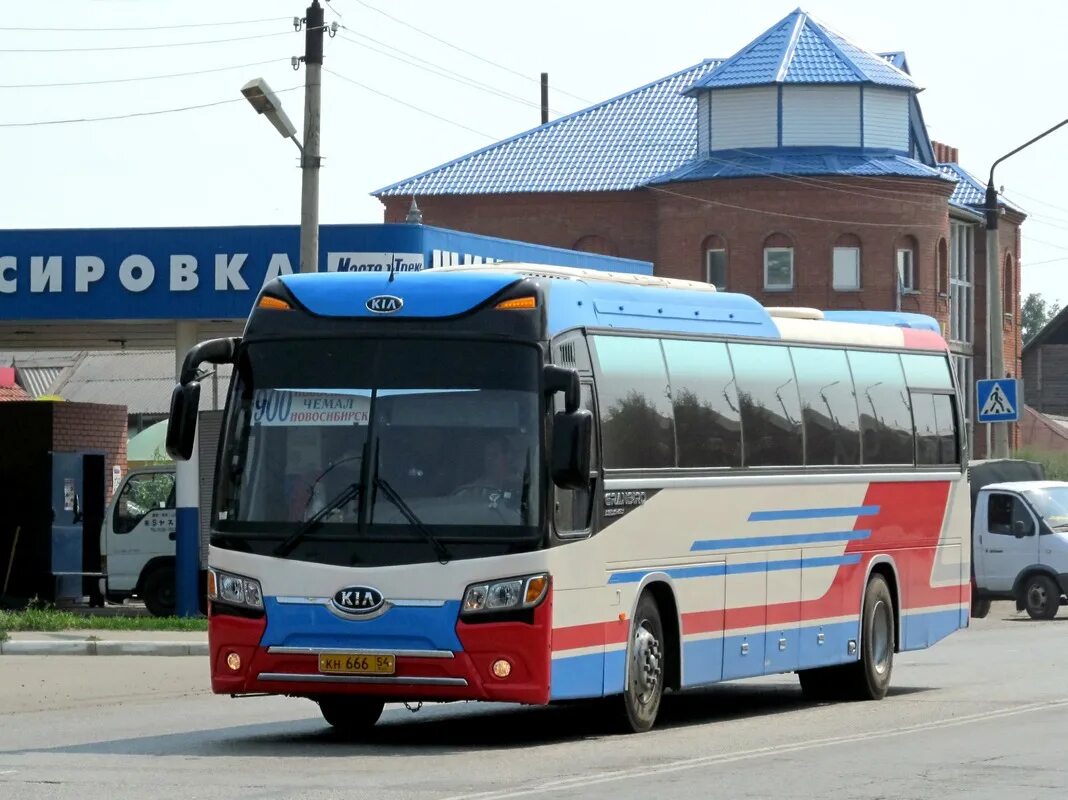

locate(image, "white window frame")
(763, 247), (794, 290)
(705, 248), (727, 290)
(896, 248), (916, 292)
(949, 221), (974, 345)
(832, 246), (861, 291)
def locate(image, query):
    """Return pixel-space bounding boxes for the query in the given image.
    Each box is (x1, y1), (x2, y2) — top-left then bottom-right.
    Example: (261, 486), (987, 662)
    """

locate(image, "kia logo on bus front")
(332, 586), (385, 616)
(365, 295), (404, 314)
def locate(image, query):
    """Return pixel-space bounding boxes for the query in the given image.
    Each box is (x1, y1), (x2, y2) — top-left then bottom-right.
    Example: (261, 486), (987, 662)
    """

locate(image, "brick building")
(374, 9), (1026, 451)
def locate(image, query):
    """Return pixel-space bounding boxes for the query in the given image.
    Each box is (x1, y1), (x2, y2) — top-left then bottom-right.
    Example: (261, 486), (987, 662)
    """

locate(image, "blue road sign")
(976, 378), (1021, 423)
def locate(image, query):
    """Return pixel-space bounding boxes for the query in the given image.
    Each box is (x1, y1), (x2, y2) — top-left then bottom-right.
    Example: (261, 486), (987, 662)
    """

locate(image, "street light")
(984, 116), (1068, 458)
(240, 78), (299, 142)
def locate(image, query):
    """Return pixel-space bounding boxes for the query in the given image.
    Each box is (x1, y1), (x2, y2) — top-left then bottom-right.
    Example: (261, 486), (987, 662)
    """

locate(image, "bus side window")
(555, 384), (597, 536)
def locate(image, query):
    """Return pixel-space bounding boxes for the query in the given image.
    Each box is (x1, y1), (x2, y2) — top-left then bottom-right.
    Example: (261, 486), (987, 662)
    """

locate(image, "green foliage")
(0, 606), (206, 634)
(1021, 293), (1062, 345)
(1016, 448), (1068, 481)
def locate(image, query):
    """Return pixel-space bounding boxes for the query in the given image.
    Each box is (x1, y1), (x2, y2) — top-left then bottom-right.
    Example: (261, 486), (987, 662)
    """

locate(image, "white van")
(972, 481), (1068, 619)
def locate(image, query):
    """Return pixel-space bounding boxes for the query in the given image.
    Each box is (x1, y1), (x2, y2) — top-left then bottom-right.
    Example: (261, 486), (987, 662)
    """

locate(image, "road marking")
(0, 770), (17, 776)
(439, 697), (1068, 800)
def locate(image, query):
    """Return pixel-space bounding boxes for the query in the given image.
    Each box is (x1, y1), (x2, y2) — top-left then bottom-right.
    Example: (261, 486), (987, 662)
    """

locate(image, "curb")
(0, 640), (208, 656)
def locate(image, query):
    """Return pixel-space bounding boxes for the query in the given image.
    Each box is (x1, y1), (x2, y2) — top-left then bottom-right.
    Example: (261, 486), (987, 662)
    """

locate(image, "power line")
(1, 29), (294, 53)
(343, 0), (594, 105)
(0, 86), (300, 128)
(0, 17), (290, 32)
(336, 31), (561, 115)
(0, 58), (286, 89)
(1024, 255), (1068, 267)
(646, 184), (947, 228)
(1001, 187), (1068, 217)
(323, 67), (499, 140)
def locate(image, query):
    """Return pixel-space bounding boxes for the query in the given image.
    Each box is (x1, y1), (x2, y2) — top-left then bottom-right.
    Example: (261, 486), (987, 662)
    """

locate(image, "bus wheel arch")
(641, 580), (681, 693)
(865, 558), (901, 654)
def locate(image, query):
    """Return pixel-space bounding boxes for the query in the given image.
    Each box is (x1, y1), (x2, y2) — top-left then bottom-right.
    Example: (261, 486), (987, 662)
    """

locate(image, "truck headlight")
(461, 574), (549, 616)
(208, 568), (264, 610)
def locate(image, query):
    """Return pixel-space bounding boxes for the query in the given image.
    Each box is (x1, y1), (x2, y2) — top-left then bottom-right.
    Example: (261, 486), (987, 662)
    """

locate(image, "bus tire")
(1022, 573), (1060, 620)
(619, 592), (666, 733)
(142, 565), (176, 618)
(841, 574), (895, 701)
(318, 696), (385, 736)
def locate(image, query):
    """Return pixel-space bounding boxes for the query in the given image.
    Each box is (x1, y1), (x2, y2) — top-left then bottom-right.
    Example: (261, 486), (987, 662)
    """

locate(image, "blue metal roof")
(939, 163), (1023, 215)
(685, 9), (917, 92)
(652, 148), (948, 184)
(373, 60), (721, 197)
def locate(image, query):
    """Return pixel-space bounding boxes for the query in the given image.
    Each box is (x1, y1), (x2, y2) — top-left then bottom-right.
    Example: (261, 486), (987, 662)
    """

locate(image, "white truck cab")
(101, 466), (178, 616)
(972, 480), (1068, 619)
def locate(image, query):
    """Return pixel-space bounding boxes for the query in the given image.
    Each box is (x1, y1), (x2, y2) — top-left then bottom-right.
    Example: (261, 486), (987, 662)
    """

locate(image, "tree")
(1021, 293), (1061, 345)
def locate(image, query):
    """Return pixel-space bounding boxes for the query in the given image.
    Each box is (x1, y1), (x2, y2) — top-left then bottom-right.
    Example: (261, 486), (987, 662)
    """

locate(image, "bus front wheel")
(619, 592), (666, 733)
(317, 696), (385, 736)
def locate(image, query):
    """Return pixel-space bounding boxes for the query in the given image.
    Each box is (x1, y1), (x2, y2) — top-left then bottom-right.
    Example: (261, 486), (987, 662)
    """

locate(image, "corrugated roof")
(685, 9), (917, 91)
(652, 148), (948, 184)
(374, 59), (722, 197)
(939, 162), (1024, 215)
(0, 386), (30, 402)
(18, 366), (63, 398)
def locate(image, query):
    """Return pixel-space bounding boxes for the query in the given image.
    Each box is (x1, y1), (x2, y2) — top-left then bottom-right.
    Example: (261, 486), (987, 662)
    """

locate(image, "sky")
(1, 0), (1065, 305)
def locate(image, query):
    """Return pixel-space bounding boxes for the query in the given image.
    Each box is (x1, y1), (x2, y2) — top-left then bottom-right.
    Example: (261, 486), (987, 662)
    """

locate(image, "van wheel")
(1023, 574), (1060, 620)
(318, 696), (385, 737)
(971, 595), (991, 619)
(619, 593), (665, 733)
(142, 566), (176, 617)
(839, 574), (895, 701)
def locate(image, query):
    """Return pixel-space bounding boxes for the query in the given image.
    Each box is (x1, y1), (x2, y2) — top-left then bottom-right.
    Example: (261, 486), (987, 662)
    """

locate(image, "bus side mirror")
(551, 410), (592, 489)
(544, 365), (580, 414)
(166, 382), (201, 461)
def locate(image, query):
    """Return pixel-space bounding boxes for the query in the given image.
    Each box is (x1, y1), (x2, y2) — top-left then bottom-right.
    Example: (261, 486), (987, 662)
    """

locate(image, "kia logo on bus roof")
(366, 295), (404, 314)
(332, 586), (385, 616)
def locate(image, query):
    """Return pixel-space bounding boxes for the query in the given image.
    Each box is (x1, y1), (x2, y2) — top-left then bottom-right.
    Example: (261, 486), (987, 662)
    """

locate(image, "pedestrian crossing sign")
(976, 378), (1021, 423)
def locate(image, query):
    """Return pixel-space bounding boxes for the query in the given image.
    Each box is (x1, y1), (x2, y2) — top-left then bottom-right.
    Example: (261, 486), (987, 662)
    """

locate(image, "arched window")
(702, 234), (727, 289)
(763, 232), (794, 290)
(572, 235), (617, 257)
(832, 233), (861, 291)
(896, 235), (918, 292)
(1004, 254), (1015, 321)
(937, 237), (949, 296)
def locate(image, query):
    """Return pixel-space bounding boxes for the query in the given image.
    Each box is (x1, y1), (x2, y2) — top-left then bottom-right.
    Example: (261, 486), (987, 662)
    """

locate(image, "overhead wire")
(341, 0), (595, 105)
(323, 67), (500, 140)
(0, 58), (288, 89)
(0, 29), (295, 54)
(0, 86), (301, 128)
(0, 17), (291, 33)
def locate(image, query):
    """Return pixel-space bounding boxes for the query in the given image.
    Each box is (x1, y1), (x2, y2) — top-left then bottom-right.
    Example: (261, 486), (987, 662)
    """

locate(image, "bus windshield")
(214, 337), (543, 566)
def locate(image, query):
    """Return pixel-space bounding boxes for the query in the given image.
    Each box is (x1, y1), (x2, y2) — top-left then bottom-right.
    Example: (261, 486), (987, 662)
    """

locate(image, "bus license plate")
(318, 653), (396, 675)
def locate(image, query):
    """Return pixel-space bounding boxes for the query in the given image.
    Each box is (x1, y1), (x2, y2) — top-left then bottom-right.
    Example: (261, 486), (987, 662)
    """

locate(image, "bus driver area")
(172, 262), (969, 733)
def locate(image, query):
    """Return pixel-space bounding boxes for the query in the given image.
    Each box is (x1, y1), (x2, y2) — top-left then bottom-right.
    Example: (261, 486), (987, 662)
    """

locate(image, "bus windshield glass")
(214, 338), (543, 566)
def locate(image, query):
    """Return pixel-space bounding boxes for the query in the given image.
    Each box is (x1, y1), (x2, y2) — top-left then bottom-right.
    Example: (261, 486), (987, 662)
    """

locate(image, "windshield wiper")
(274, 482), (361, 557)
(373, 475), (451, 564)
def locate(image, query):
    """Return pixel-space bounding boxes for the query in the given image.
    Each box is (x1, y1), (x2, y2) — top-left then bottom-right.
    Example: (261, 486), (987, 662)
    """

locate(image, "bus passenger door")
(764, 549), (801, 674)
(722, 555), (766, 680)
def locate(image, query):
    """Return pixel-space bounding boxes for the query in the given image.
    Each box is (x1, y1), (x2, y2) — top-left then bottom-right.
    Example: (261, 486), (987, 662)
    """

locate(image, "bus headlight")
(208, 568), (264, 610)
(461, 574), (549, 616)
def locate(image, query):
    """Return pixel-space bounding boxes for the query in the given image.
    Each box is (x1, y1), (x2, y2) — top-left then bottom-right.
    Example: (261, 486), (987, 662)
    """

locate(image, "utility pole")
(984, 116), (1068, 458)
(300, 0), (325, 273)
(540, 73), (549, 125)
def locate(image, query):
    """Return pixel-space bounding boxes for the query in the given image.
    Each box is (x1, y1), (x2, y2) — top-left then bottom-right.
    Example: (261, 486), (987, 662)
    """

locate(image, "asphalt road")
(2, 602), (1067, 800)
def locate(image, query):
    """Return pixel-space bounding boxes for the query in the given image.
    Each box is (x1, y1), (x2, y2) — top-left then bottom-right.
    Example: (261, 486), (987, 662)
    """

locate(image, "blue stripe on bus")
(690, 529), (871, 551)
(606, 554), (860, 584)
(901, 608), (967, 651)
(747, 505), (881, 522)
(550, 651), (604, 700)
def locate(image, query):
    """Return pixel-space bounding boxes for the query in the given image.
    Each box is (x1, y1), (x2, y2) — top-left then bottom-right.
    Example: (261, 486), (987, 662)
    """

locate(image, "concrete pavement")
(1, 602), (1067, 799)
(0, 629), (207, 656)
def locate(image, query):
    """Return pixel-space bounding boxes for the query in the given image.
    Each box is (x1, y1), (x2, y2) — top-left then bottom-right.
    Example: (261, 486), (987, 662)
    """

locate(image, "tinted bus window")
(848, 351), (913, 464)
(593, 336), (676, 469)
(933, 393), (960, 464)
(912, 392), (939, 465)
(661, 339), (742, 468)
(901, 353), (954, 390)
(728, 343), (803, 467)
(790, 346), (861, 466)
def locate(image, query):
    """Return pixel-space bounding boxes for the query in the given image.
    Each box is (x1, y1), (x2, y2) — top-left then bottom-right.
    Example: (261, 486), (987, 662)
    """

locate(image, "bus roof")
(277, 263), (947, 351)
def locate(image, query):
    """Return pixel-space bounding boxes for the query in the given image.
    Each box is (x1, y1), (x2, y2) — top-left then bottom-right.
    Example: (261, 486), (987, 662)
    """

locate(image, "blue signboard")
(976, 378), (1021, 423)
(0, 223), (650, 322)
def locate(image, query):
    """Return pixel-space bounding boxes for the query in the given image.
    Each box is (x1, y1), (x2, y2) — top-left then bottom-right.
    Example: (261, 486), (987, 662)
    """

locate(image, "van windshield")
(213, 337), (544, 567)
(1025, 487), (1068, 530)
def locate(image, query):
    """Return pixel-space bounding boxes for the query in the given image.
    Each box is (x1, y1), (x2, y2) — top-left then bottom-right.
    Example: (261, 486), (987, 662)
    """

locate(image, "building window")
(1004, 255), (1015, 322)
(702, 234), (727, 289)
(937, 238), (949, 296)
(832, 246), (860, 290)
(763, 234), (794, 290)
(896, 248), (915, 292)
(949, 222), (974, 345)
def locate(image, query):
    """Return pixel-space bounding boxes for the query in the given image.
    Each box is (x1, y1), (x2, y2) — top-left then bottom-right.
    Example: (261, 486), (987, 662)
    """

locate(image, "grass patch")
(1017, 448), (1068, 481)
(0, 607), (207, 634)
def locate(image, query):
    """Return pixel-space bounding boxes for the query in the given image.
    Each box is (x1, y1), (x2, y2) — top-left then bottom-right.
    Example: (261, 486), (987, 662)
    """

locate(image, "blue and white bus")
(167, 263), (969, 734)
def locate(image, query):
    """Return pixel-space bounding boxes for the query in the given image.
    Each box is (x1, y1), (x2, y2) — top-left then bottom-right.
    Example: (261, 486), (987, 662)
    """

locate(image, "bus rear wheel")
(317, 696), (385, 736)
(619, 593), (665, 733)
